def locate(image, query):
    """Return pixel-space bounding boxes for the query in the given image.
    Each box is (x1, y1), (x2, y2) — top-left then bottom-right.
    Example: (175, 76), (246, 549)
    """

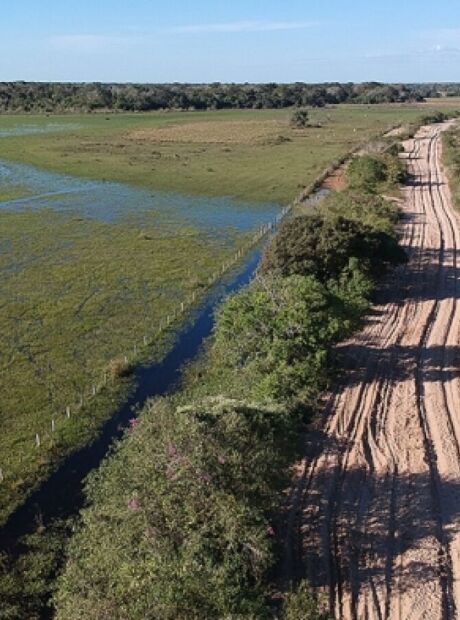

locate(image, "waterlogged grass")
(0, 186), (29, 201)
(0, 207), (250, 525)
(1, 105), (459, 205)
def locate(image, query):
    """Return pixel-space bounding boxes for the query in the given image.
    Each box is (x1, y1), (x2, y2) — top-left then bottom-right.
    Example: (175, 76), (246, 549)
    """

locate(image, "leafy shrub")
(346, 151), (406, 193)
(322, 189), (399, 234)
(381, 152), (406, 186)
(259, 211), (405, 284)
(0, 521), (72, 620)
(214, 274), (357, 403)
(281, 581), (330, 620)
(347, 155), (387, 191)
(329, 257), (374, 322)
(290, 109), (309, 128)
(419, 111), (448, 125)
(54, 397), (297, 620)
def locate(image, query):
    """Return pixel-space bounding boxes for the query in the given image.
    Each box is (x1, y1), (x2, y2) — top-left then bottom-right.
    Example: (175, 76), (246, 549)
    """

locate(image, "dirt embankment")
(286, 123), (460, 619)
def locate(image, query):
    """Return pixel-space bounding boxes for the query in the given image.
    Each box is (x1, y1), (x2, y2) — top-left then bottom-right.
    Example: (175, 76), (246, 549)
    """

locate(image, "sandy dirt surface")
(286, 123), (460, 619)
(322, 165), (348, 191)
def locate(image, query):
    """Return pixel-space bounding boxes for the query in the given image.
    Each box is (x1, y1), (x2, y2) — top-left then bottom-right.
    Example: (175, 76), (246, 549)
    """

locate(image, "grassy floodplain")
(0, 104), (455, 204)
(0, 102), (459, 526)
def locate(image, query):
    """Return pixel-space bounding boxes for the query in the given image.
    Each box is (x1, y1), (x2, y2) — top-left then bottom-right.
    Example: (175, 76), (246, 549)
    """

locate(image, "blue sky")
(1, 0), (459, 83)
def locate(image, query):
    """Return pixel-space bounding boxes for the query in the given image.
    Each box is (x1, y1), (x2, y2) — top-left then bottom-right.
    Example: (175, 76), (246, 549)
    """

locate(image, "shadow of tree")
(299, 462), (460, 619)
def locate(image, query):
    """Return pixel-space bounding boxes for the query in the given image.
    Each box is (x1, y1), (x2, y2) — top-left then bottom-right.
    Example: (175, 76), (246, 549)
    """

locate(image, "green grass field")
(1, 102), (459, 525)
(1, 104), (458, 204)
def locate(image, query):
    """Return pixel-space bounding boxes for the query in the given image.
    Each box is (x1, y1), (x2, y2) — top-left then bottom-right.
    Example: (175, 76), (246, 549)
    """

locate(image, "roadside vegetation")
(49, 148), (407, 620)
(443, 125), (460, 211)
(396, 108), (460, 140)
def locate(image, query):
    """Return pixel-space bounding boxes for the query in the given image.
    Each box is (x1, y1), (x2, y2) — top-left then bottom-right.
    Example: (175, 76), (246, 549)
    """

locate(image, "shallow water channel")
(0, 158), (280, 233)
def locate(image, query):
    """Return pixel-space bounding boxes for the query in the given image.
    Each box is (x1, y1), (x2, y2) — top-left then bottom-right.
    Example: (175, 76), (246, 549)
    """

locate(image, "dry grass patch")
(129, 119), (285, 145)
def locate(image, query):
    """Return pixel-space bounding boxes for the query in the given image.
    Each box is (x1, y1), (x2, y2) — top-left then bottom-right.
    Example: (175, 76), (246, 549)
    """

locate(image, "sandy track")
(287, 123), (460, 619)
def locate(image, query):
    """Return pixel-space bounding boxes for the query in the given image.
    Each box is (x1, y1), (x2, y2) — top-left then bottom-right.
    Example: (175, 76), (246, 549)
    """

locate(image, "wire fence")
(0, 204), (292, 484)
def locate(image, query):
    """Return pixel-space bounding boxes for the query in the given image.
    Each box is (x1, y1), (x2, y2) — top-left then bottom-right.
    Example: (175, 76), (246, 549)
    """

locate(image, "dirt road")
(288, 123), (460, 619)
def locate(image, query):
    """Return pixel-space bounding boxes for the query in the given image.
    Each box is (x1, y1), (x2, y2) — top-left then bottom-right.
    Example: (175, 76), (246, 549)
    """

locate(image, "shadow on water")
(0, 246), (262, 551)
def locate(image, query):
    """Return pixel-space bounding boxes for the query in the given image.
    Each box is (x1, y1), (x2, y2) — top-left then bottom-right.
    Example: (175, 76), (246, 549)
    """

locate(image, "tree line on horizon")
(0, 81), (458, 113)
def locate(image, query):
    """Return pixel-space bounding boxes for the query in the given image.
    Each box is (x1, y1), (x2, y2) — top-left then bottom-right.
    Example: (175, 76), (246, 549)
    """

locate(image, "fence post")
(66, 405), (71, 418)
(51, 419), (56, 433)
(36, 433), (41, 448)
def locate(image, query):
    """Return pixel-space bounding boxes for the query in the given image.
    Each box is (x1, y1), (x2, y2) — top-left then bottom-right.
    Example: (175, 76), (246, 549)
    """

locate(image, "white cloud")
(166, 20), (318, 34)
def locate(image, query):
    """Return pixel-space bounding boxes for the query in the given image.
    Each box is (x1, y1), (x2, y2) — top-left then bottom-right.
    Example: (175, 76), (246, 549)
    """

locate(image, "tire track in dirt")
(286, 123), (460, 619)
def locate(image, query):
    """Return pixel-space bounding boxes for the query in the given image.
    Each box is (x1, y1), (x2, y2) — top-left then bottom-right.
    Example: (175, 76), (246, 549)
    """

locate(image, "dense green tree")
(214, 273), (358, 402)
(0, 81), (439, 113)
(259, 212), (405, 284)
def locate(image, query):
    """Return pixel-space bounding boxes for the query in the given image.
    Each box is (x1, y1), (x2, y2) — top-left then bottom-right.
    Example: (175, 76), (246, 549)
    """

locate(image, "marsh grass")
(0, 207), (250, 524)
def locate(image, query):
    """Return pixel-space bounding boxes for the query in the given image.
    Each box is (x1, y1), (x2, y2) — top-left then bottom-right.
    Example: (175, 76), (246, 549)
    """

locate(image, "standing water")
(0, 147), (280, 547)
